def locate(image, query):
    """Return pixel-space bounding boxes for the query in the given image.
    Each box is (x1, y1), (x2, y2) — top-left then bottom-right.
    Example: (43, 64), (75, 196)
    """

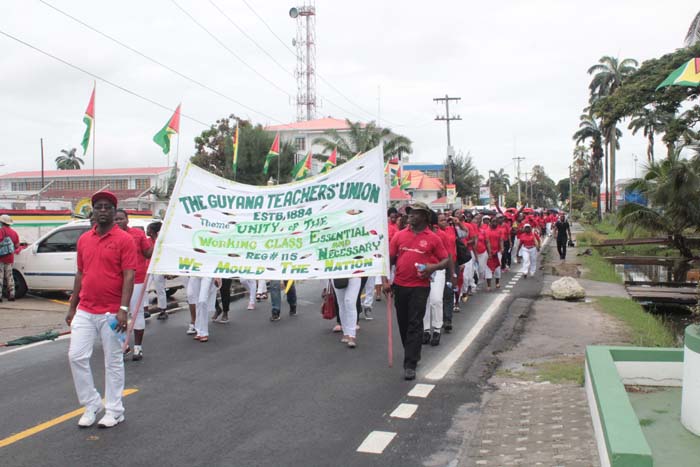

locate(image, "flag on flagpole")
(80, 85), (95, 155)
(292, 151), (312, 181)
(656, 57), (700, 90)
(232, 124), (240, 175)
(263, 132), (280, 174)
(392, 167), (402, 187)
(320, 147), (337, 174)
(400, 171), (411, 190)
(153, 104), (181, 154)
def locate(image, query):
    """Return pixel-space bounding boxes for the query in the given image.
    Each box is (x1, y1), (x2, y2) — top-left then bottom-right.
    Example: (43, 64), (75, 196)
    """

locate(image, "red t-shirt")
(125, 226), (151, 284)
(463, 222), (478, 251)
(487, 228), (502, 252)
(438, 226), (457, 260)
(519, 231), (540, 248)
(77, 225), (138, 314)
(475, 229), (488, 254)
(0, 226), (20, 264)
(390, 227), (448, 288)
(388, 222), (399, 240)
(498, 224), (510, 241)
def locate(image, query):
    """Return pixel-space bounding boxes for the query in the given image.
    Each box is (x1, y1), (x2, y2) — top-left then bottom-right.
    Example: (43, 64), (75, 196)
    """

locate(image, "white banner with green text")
(149, 146), (389, 279)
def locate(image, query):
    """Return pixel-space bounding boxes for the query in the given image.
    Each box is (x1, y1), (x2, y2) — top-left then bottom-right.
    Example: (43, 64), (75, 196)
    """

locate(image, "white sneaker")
(78, 405), (103, 428)
(97, 413), (125, 428)
(186, 323), (196, 335)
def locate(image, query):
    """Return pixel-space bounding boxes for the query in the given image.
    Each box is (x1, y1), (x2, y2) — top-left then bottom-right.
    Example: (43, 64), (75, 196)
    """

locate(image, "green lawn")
(595, 296), (679, 348)
(580, 248), (623, 284)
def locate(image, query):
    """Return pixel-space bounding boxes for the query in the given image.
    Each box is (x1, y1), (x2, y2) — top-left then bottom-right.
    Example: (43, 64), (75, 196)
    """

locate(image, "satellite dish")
(289, 7), (299, 18)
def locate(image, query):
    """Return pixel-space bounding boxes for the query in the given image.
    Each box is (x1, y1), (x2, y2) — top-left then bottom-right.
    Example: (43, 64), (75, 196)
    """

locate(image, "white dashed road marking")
(390, 403), (418, 419)
(408, 383), (435, 398)
(357, 431), (397, 454)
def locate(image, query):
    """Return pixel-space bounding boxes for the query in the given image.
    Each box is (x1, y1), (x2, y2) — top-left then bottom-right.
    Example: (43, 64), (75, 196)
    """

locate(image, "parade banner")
(445, 184), (456, 204)
(149, 146), (390, 280)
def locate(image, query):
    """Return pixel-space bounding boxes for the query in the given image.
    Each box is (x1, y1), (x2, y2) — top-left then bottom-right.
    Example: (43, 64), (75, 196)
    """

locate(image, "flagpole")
(92, 81), (96, 181)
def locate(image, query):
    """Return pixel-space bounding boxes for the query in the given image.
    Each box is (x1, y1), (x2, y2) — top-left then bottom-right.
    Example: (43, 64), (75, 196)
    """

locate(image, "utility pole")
(569, 165), (573, 214)
(512, 156), (525, 205)
(522, 171), (530, 206)
(434, 94), (461, 184)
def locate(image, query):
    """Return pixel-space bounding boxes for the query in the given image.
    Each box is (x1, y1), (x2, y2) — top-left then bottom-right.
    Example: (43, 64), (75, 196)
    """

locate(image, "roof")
(405, 170), (443, 191)
(0, 167), (171, 180)
(431, 196), (448, 205)
(265, 117), (357, 132)
(403, 164), (445, 171)
(41, 189), (145, 201)
(389, 186), (412, 201)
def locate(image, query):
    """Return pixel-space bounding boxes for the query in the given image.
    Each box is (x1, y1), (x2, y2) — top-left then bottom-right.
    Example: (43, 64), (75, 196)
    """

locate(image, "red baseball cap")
(91, 190), (118, 208)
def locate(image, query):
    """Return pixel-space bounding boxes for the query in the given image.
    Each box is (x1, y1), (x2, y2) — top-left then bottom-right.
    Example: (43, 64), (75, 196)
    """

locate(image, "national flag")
(263, 132), (280, 174)
(400, 171), (411, 190)
(320, 147), (337, 174)
(392, 167), (402, 187)
(153, 104), (181, 154)
(657, 57), (700, 90)
(292, 151), (312, 181)
(80, 85), (95, 155)
(232, 124), (240, 175)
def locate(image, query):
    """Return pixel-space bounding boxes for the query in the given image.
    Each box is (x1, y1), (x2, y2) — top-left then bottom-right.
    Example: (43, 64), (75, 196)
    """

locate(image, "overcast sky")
(1, 0), (697, 183)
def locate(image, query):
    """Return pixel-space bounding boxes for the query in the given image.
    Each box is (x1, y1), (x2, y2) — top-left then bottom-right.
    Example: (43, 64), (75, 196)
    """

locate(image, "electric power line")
(170, 0), (293, 99)
(37, 0), (289, 126)
(0, 28), (210, 126)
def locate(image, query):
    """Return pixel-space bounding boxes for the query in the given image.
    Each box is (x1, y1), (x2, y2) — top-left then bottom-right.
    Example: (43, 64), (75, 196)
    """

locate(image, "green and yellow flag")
(232, 124), (239, 175)
(320, 147), (337, 174)
(80, 85), (95, 155)
(153, 104), (181, 154)
(263, 132), (280, 174)
(292, 151), (312, 181)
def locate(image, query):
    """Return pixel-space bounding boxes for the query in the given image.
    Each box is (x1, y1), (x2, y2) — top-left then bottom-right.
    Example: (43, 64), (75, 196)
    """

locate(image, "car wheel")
(12, 270), (28, 299)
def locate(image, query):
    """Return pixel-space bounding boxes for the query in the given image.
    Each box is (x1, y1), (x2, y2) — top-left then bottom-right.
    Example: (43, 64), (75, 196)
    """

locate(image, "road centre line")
(0, 389), (139, 448)
(390, 403), (418, 419)
(425, 293), (507, 381)
(407, 383), (435, 398)
(356, 431), (397, 454)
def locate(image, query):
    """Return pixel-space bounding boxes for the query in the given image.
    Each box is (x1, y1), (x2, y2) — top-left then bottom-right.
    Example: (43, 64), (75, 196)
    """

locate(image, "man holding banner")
(384, 202), (448, 381)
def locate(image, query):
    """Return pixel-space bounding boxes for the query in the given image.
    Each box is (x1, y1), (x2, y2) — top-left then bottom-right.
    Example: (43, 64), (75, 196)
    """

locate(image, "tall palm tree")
(488, 168), (510, 203)
(573, 112), (604, 216)
(588, 56), (638, 211)
(313, 119), (412, 162)
(55, 148), (84, 170)
(628, 107), (673, 163)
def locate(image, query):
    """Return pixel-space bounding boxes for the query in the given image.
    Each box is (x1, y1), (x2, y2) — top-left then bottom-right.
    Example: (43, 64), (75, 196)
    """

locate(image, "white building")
(265, 117), (358, 158)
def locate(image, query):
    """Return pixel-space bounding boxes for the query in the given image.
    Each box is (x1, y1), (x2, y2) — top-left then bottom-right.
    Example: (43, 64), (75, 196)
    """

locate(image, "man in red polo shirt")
(115, 209), (153, 361)
(66, 191), (137, 429)
(383, 202), (448, 380)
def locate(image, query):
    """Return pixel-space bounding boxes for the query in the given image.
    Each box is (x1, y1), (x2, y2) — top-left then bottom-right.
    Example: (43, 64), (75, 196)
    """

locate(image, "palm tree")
(618, 148), (700, 258)
(55, 148), (84, 170)
(588, 56), (639, 211)
(628, 107), (673, 163)
(313, 119), (412, 162)
(488, 168), (510, 203)
(573, 112), (605, 217)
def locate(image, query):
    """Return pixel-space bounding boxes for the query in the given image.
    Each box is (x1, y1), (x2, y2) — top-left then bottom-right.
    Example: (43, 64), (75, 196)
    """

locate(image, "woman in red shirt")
(515, 224), (541, 278)
(484, 217), (504, 290)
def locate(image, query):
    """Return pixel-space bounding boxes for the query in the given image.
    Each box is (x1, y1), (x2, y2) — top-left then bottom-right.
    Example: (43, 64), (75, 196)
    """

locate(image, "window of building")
(294, 136), (306, 151)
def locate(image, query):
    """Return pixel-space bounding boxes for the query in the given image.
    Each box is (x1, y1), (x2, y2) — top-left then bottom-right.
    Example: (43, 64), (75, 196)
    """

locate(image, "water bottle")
(414, 263), (435, 281)
(108, 315), (127, 346)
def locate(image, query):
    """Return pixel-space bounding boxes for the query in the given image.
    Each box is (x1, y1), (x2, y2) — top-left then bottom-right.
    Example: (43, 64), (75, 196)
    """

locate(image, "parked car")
(12, 219), (183, 299)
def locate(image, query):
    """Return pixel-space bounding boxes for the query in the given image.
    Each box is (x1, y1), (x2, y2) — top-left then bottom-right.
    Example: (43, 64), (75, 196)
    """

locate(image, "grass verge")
(595, 296), (678, 348)
(579, 248), (623, 284)
(497, 357), (585, 385)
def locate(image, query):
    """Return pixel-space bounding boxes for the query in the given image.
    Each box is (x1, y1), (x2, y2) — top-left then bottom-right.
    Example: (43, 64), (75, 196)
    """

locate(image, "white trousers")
(256, 279), (267, 295)
(362, 276), (377, 308)
(130, 282), (146, 331)
(243, 279), (256, 305)
(68, 310), (124, 417)
(150, 274), (167, 309)
(476, 251), (488, 284)
(513, 238), (521, 260)
(332, 278), (361, 338)
(484, 253), (502, 280)
(424, 270), (445, 331)
(520, 247), (538, 275)
(546, 222), (552, 236)
(461, 257), (476, 293)
(189, 277), (217, 337)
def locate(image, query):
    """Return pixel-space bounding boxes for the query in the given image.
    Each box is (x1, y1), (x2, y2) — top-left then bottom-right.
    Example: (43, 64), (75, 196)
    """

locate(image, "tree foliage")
(313, 119), (412, 162)
(55, 147), (84, 170)
(450, 151), (482, 202)
(488, 168), (510, 201)
(190, 115), (296, 185)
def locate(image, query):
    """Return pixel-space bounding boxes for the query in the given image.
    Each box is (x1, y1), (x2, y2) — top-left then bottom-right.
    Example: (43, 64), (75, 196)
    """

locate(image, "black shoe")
(422, 331), (431, 345)
(430, 332), (441, 346)
(289, 306), (297, 316)
(404, 368), (416, 380)
(270, 313), (281, 322)
(157, 310), (168, 320)
(143, 311), (151, 319)
(443, 321), (452, 333)
(8, 297), (14, 302)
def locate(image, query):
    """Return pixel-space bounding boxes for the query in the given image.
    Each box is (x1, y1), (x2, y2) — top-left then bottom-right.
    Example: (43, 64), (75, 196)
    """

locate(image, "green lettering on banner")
(323, 258), (374, 272)
(178, 257), (202, 271)
(338, 182), (380, 203)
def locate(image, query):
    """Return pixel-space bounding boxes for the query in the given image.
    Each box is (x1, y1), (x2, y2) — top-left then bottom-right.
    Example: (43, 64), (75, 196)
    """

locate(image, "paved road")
(0, 261), (545, 466)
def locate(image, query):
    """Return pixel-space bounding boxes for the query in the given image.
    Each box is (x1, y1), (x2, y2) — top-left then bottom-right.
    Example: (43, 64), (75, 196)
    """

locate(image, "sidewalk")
(461, 225), (631, 466)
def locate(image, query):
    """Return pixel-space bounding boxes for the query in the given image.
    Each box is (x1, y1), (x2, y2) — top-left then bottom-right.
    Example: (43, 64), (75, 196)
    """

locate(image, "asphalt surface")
(0, 260), (545, 467)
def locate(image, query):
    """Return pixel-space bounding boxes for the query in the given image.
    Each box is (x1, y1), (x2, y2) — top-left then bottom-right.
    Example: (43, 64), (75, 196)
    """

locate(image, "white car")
(12, 219), (182, 299)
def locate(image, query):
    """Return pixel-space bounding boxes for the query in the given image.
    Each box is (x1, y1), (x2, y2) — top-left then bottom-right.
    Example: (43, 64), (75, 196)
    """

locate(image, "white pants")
(130, 282), (146, 331)
(256, 279), (267, 295)
(476, 251), (488, 284)
(243, 279), (257, 305)
(521, 247), (538, 275)
(189, 277), (217, 337)
(424, 270), (445, 331)
(68, 309), (124, 418)
(513, 238), (521, 260)
(461, 257), (476, 293)
(362, 276), (377, 308)
(546, 222), (552, 236)
(332, 278), (361, 338)
(484, 253), (502, 280)
(150, 274), (167, 309)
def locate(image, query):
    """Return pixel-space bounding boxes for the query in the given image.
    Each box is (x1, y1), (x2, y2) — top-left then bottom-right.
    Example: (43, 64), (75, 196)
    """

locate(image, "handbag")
(568, 239), (575, 247)
(332, 278), (349, 289)
(320, 280), (336, 320)
(454, 226), (471, 265)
